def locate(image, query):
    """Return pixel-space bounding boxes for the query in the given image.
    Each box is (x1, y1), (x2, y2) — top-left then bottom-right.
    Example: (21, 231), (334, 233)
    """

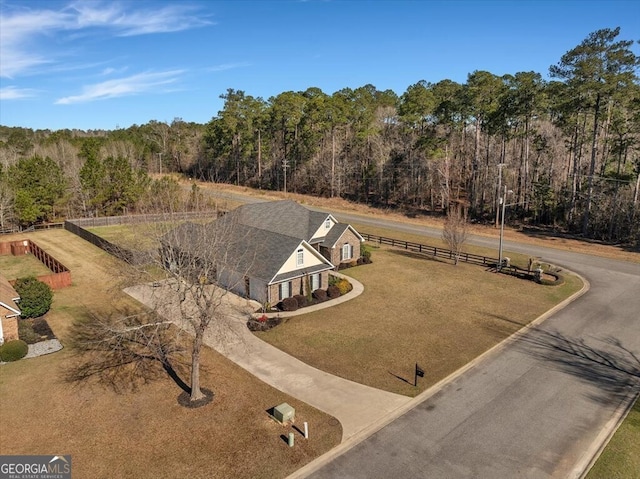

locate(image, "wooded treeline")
(1, 28), (639, 246)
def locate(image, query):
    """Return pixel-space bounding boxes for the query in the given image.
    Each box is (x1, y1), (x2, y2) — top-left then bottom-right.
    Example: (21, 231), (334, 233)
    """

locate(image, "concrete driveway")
(124, 279), (411, 442)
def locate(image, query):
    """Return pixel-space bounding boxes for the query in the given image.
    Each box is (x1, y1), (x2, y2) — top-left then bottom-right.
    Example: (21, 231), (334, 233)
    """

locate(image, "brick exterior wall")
(267, 270), (329, 304)
(324, 228), (362, 266)
(1, 317), (19, 343)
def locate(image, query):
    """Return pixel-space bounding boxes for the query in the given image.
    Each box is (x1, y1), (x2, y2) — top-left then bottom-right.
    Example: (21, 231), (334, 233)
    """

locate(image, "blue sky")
(1, 0), (638, 131)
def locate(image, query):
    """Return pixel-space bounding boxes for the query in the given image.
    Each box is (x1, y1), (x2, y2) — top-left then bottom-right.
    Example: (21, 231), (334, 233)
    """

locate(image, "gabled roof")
(228, 200), (330, 242)
(0, 275), (21, 318)
(320, 223), (364, 248)
(203, 215), (333, 284)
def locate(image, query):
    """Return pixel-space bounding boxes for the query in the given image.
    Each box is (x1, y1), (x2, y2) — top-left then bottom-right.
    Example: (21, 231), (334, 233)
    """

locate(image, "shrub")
(281, 297), (299, 311)
(336, 278), (353, 295)
(312, 289), (328, 302)
(361, 245), (372, 263)
(293, 294), (308, 308)
(327, 285), (341, 299)
(14, 277), (53, 319)
(0, 339), (29, 362)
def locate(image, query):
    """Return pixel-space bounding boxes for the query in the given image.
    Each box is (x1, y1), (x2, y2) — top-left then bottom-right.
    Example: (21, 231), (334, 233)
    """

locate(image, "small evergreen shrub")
(0, 339), (29, 362)
(14, 277), (53, 318)
(293, 294), (308, 308)
(336, 278), (353, 295)
(361, 245), (372, 263)
(327, 285), (341, 299)
(312, 289), (328, 302)
(281, 297), (299, 311)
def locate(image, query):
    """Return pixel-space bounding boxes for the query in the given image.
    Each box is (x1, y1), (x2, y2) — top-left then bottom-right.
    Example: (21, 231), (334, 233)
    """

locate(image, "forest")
(1, 28), (639, 246)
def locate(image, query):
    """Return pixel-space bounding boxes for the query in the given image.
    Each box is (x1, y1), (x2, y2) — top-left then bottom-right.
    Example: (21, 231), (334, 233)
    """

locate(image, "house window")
(324, 219), (331, 229)
(296, 248), (304, 266)
(311, 273), (321, 291)
(341, 243), (353, 261)
(279, 281), (292, 300)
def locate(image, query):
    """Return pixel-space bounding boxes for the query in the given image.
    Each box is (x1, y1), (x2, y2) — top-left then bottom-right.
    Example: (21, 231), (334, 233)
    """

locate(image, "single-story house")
(161, 200), (364, 305)
(0, 274), (21, 345)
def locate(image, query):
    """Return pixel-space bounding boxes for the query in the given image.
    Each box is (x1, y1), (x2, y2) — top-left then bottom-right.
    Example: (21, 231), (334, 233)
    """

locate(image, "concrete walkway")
(124, 277), (410, 441)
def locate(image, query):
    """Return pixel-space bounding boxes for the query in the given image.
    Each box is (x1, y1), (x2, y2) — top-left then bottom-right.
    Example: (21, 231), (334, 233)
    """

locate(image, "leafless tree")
(442, 204), (469, 265)
(69, 189), (255, 406)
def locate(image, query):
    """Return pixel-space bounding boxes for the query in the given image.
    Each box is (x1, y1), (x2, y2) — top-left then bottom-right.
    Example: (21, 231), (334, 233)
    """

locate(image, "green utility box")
(274, 403), (295, 424)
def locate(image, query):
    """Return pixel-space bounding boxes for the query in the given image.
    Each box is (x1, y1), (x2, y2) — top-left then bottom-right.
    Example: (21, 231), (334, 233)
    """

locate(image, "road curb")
(572, 388), (640, 479)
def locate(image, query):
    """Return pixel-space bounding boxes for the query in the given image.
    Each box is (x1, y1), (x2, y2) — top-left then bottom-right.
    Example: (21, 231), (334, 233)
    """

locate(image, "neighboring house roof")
(0, 274), (21, 319)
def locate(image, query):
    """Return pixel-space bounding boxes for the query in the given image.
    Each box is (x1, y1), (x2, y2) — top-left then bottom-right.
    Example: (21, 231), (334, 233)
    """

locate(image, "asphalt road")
(310, 214), (640, 478)
(195, 186), (640, 478)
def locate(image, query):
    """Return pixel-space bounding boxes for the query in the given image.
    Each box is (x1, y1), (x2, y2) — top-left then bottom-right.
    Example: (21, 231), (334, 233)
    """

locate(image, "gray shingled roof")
(228, 200), (329, 242)
(202, 213), (332, 284)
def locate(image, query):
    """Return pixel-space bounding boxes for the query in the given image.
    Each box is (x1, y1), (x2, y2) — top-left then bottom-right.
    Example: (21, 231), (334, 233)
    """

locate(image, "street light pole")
(495, 163), (506, 228)
(498, 185), (507, 271)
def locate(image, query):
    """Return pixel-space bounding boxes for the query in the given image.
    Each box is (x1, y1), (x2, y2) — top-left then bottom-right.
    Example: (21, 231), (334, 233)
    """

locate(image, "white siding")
(310, 216), (336, 240)
(276, 242), (327, 276)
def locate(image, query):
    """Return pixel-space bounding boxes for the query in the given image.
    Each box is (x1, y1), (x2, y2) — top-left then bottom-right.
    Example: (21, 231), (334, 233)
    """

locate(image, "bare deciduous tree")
(69, 189), (255, 407)
(442, 204), (469, 265)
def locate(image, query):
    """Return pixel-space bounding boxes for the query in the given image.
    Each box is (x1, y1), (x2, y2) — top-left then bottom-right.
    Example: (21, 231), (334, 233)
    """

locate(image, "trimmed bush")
(293, 294), (308, 308)
(0, 339), (29, 362)
(327, 285), (341, 299)
(14, 276), (53, 319)
(312, 289), (328, 302)
(336, 278), (353, 295)
(281, 297), (299, 311)
(361, 245), (372, 263)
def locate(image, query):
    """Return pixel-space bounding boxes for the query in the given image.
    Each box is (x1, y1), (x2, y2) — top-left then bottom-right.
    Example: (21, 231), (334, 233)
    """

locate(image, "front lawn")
(0, 229), (341, 479)
(256, 245), (583, 397)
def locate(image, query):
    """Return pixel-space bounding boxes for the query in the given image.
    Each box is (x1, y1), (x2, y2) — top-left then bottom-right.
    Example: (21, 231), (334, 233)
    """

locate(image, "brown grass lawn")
(0, 229), (341, 479)
(257, 245), (583, 397)
(0, 252), (53, 279)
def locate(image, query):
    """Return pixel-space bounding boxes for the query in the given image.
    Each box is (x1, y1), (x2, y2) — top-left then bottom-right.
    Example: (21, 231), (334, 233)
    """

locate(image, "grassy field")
(256, 245), (583, 397)
(0, 252), (53, 279)
(587, 397), (640, 478)
(0, 229), (341, 479)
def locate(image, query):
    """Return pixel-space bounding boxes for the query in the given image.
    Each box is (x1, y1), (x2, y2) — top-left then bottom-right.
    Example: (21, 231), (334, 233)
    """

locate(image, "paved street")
(302, 213), (640, 478)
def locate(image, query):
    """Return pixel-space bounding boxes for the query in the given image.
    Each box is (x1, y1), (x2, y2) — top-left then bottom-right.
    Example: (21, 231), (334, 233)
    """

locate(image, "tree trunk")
(582, 93), (602, 236)
(190, 326), (205, 401)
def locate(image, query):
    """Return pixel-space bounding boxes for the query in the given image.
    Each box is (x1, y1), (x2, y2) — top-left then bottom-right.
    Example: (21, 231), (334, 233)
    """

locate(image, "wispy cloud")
(0, 2), (212, 78)
(55, 70), (184, 104)
(0, 86), (37, 100)
(68, 2), (214, 36)
(207, 62), (250, 72)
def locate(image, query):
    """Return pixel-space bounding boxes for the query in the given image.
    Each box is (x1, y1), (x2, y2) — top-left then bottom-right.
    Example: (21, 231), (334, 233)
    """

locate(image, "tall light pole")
(495, 163), (506, 228)
(498, 185), (512, 271)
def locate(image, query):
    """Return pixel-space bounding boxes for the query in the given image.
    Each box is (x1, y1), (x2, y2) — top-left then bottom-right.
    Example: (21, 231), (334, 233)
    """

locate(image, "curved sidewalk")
(124, 277), (410, 442)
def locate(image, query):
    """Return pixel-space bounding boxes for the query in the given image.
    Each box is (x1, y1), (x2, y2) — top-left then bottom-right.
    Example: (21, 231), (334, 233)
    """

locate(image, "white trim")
(0, 301), (21, 316)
